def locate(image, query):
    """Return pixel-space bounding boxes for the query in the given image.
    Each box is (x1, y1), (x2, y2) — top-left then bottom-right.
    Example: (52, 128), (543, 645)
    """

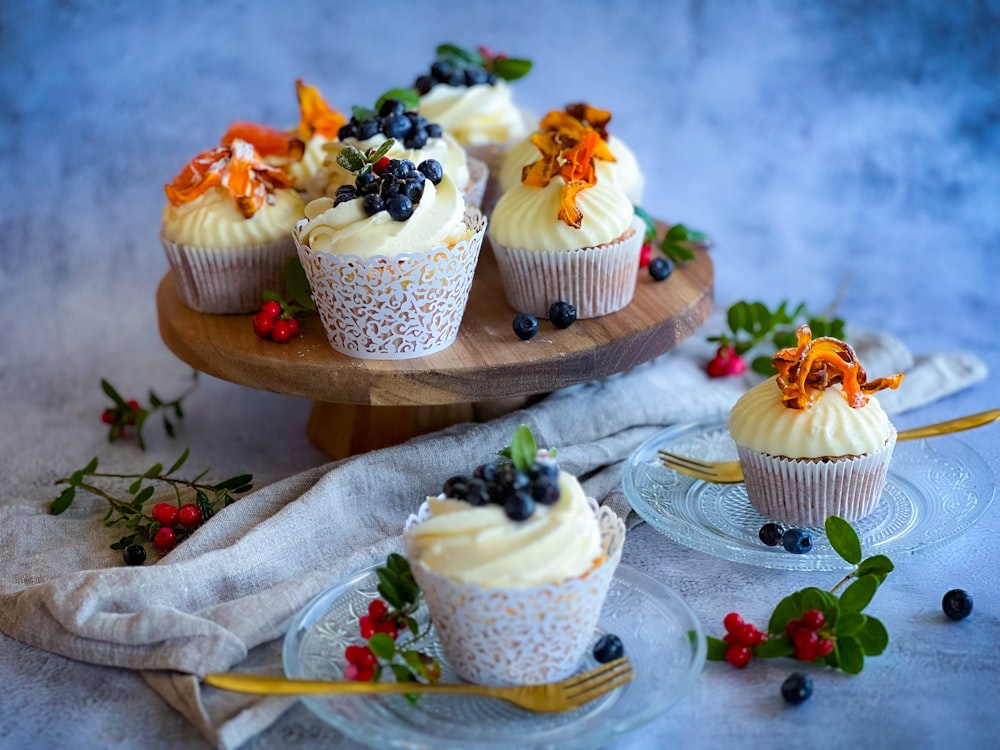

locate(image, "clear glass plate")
(283, 563), (706, 750)
(623, 414), (996, 571)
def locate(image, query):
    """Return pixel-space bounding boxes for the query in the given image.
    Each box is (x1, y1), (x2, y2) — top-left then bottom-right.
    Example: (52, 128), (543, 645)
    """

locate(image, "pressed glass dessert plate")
(283, 562), (706, 749)
(623, 414), (996, 571)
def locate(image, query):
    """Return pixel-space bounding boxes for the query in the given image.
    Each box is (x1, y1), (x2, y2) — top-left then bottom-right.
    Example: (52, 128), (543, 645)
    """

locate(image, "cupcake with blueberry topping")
(488, 116), (644, 319)
(729, 325), (904, 526)
(403, 425), (625, 686)
(294, 141), (486, 359)
(161, 138), (304, 314)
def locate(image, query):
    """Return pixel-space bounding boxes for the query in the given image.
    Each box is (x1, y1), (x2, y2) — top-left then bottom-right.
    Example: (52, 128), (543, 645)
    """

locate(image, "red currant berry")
(252, 312), (276, 339)
(286, 317), (300, 335)
(345, 645), (377, 668)
(127, 399), (140, 409)
(734, 623), (765, 647)
(101, 409), (115, 424)
(793, 627), (821, 661)
(368, 600), (389, 621)
(724, 354), (747, 376)
(270, 319), (295, 344)
(260, 300), (282, 318)
(151, 502), (179, 528)
(817, 638), (835, 658)
(638, 242), (653, 268)
(177, 503), (202, 528)
(344, 662), (375, 682)
(373, 156), (391, 175)
(725, 644), (752, 669)
(785, 618), (802, 639)
(152, 526), (177, 551)
(375, 619), (399, 639)
(723, 612), (745, 633)
(706, 355), (728, 378)
(801, 609), (826, 630)
(358, 615), (376, 639)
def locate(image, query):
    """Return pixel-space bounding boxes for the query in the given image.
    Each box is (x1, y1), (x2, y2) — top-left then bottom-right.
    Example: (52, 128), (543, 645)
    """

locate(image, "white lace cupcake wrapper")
(294, 208), (487, 360)
(464, 157), (489, 209)
(160, 234), (298, 314)
(403, 498), (626, 686)
(737, 428), (898, 527)
(490, 215), (645, 319)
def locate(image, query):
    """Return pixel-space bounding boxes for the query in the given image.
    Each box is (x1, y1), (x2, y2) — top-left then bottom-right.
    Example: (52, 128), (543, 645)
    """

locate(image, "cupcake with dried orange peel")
(488, 113), (644, 319)
(161, 138), (304, 314)
(729, 325), (904, 526)
(221, 78), (346, 197)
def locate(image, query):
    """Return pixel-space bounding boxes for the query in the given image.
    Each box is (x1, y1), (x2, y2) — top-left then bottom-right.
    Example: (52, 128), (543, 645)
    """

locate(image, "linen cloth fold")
(0, 324), (986, 749)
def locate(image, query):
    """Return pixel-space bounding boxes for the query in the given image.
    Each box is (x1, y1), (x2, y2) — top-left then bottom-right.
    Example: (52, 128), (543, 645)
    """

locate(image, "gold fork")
(204, 656), (633, 713)
(658, 408), (1000, 484)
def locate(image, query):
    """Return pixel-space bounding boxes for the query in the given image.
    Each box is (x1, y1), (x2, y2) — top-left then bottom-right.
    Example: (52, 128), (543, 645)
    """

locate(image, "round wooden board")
(157, 224), (714, 456)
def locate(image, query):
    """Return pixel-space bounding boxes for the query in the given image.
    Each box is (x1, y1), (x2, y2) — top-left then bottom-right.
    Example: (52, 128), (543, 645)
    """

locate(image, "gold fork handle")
(204, 672), (499, 699)
(897, 408), (1000, 442)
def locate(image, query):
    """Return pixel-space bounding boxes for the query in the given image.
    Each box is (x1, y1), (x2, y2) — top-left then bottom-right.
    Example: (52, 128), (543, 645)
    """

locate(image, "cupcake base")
(737, 429), (897, 526)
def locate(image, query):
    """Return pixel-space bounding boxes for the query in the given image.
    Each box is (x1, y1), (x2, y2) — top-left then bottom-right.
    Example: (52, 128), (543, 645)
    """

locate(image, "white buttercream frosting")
(403, 471), (603, 588)
(500, 133), (644, 204)
(489, 176), (634, 252)
(418, 80), (528, 146)
(161, 187), (304, 248)
(299, 174), (469, 259)
(729, 376), (894, 458)
(287, 135), (331, 191)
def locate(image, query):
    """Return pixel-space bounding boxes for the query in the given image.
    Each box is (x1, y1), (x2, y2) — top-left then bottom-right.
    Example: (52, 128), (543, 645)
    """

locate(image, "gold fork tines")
(204, 657), (633, 714)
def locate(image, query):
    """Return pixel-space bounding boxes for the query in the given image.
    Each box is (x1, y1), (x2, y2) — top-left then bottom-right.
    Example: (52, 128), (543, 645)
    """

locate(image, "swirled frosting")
(489, 176), (634, 251)
(315, 133), (470, 198)
(729, 376), (894, 458)
(500, 134), (644, 204)
(161, 187), (304, 248)
(417, 81), (528, 146)
(287, 134), (331, 192)
(404, 471), (603, 587)
(299, 174), (469, 259)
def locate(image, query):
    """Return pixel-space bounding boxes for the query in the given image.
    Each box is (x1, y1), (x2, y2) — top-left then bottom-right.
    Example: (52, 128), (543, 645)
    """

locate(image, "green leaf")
(665, 223), (691, 241)
(195, 490), (214, 520)
(285, 258), (316, 312)
(835, 611), (865, 638)
(163, 418), (175, 438)
(375, 88), (420, 112)
(406, 616), (419, 636)
(772, 330), (798, 349)
(109, 535), (137, 551)
(751, 355), (776, 375)
(132, 486), (155, 506)
(50, 487), (76, 515)
(149, 392), (163, 408)
(857, 554), (894, 578)
(727, 301), (750, 336)
(395, 571), (420, 606)
(377, 571), (403, 609)
(836, 636), (865, 674)
(371, 138), (395, 161)
(128, 478), (143, 495)
(754, 636), (795, 659)
(507, 425), (538, 472)
(212, 474), (254, 491)
(143, 463), (163, 479)
(368, 632), (396, 661)
(748, 302), (772, 337)
(386, 553), (411, 576)
(840, 575), (878, 613)
(83, 457), (99, 474)
(436, 43), (482, 66)
(705, 635), (729, 661)
(633, 205), (656, 239)
(336, 145), (367, 174)
(166, 448), (190, 476)
(402, 649), (426, 679)
(68, 469), (85, 487)
(492, 57), (532, 81)
(799, 587), (839, 623)
(659, 240), (696, 264)
(232, 484), (254, 495)
(768, 590), (804, 634)
(825, 516), (862, 564)
(102, 379), (127, 407)
(390, 663), (416, 684)
(856, 615), (889, 656)
(350, 105), (376, 122)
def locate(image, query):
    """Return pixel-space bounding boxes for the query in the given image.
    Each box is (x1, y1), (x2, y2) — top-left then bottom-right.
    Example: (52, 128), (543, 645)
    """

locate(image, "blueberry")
(464, 67), (489, 86)
(781, 528), (813, 554)
(530, 474), (560, 505)
(942, 589), (973, 620)
(528, 460), (559, 483)
(758, 522), (784, 547)
(548, 300), (577, 329)
(781, 673), (813, 705)
(649, 257), (674, 281)
(504, 490), (535, 521)
(445, 70), (465, 87)
(414, 74), (435, 95)
(418, 159), (443, 184)
(403, 179), (424, 202)
(382, 114), (413, 140)
(337, 122), (356, 141)
(333, 184), (357, 206)
(122, 544), (147, 566)
(378, 98), (405, 118)
(486, 72), (498, 85)
(442, 475), (469, 499)
(355, 118), (381, 141)
(431, 60), (454, 82)
(386, 194), (414, 221)
(463, 477), (492, 506)
(356, 171), (377, 190)
(513, 313), (538, 340)
(426, 123), (443, 139)
(593, 634), (624, 663)
(362, 194), (385, 216)
(473, 462), (497, 483)
(404, 129), (429, 150)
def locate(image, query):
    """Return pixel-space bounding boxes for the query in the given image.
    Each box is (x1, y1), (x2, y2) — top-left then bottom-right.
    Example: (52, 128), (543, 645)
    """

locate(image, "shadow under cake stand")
(156, 225), (714, 458)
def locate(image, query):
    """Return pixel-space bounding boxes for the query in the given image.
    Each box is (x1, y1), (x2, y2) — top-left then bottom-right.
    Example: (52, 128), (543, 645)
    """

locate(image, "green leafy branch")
(436, 43), (532, 81)
(634, 206), (710, 264)
(49, 449), (253, 551)
(101, 373), (198, 450)
(706, 517), (894, 674)
(336, 139), (396, 176)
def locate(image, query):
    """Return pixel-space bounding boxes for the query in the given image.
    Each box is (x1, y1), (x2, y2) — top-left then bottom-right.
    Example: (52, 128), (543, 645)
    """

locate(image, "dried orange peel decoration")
(164, 138), (294, 219)
(772, 325), (903, 410)
(520, 105), (618, 228)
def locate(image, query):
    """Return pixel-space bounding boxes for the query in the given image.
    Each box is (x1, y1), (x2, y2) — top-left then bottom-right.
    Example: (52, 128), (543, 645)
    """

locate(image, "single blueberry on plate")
(942, 589), (973, 620)
(593, 633), (625, 663)
(781, 672), (813, 705)
(781, 527), (813, 554)
(512, 313), (539, 340)
(758, 522), (784, 547)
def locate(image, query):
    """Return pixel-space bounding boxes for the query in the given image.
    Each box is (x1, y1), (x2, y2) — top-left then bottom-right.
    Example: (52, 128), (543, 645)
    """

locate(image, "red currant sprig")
(786, 609), (835, 662)
(99, 376), (197, 450)
(706, 344), (748, 378)
(251, 293), (305, 344)
(721, 612), (767, 669)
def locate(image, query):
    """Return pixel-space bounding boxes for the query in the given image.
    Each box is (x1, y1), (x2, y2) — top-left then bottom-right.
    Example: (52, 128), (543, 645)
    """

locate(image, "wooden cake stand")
(157, 225), (714, 458)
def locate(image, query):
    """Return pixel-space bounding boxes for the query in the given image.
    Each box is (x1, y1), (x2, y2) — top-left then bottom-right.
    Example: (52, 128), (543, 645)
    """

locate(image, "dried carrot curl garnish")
(772, 325), (903, 410)
(221, 121), (305, 160)
(164, 139), (293, 219)
(295, 78), (346, 140)
(564, 102), (613, 141)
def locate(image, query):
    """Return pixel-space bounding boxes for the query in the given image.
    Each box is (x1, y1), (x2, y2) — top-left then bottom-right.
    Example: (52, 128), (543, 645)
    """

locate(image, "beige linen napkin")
(0, 324), (985, 749)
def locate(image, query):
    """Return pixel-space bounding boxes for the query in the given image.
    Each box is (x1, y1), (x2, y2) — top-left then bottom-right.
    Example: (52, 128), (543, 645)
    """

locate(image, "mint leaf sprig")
(498, 424), (557, 471)
(706, 516), (894, 675)
(336, 139), (396, 175)
(351, 89), (422, 123)
(436, 43), (533, 81)
(50, 449), (253, 552)
(101, 374), (198, 450)
(634, 205), (710, 264)
(262, 257), (317, 317)
(708, 299), (846, 376)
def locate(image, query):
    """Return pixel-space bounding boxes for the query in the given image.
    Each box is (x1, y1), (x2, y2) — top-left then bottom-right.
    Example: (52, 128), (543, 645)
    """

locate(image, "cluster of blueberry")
(337, 99), (444, 150)
(414, 60), (498, 95)
(512, 301), (578, 341)
(442, 457), (561, 521)
(335, 156), (444, 222)
(758, 522), (813, 554)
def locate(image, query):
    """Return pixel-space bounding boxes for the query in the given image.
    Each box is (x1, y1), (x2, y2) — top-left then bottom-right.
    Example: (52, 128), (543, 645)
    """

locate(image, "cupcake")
(728, 325), (905, 526)
(499, 103), (645, 205)
(403, 425), (625, 686)
(313, 95), (487, 208)
(293, 143), (486, 359)
(221, 79), (347, 197)
(488, 121), (643, 319)
(161, 138), (304, 314)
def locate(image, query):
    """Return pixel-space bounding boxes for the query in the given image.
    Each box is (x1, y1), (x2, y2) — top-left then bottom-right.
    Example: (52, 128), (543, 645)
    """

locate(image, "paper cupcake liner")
(160, 234), (298, 314)
(737, 428), (897, 526)
(464, 156), (489, 210)
(489, 215), (645, 319)
(294, 208), (487, 360)
(403, 498), (625, 686)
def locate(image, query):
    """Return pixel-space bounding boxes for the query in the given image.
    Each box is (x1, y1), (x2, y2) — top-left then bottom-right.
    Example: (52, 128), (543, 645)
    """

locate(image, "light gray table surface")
(1, 1), (998, 748)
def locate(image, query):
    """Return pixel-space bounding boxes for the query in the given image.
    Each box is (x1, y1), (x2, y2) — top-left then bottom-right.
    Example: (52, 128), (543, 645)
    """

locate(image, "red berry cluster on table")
(335, 138), (444, 222)
(412, 43), (533, 94)
(252, 298), (300, 343)
(99, 376), (197, 449)
(251, 257), (317, 345)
